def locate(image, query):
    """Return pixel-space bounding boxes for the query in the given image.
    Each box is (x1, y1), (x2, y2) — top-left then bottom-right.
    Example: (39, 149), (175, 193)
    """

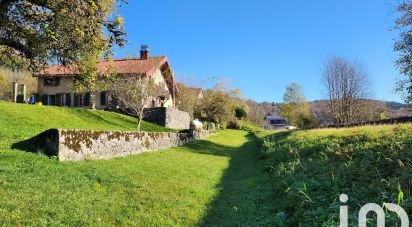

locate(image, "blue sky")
(114, 0), (403, 103)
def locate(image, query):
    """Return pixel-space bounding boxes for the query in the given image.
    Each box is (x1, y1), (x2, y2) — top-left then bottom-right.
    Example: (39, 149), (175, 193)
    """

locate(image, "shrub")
(202, 121), (222, 130)
(235, 107), (247, 120)
(294, 112), (319, 129)
(226, 118), (240, 129)
(195, 90), (233, 124)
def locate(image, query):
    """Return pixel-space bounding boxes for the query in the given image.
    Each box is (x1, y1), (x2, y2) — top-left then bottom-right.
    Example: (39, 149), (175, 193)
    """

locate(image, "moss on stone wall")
(55, 129), (215, 160)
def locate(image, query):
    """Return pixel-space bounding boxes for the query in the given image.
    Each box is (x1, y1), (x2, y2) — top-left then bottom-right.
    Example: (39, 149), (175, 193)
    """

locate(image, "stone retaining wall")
(35, 129), (215, 161)
(143, 107), (191, 129)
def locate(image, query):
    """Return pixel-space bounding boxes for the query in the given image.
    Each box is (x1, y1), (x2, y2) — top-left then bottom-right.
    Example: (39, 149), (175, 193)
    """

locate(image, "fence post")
(12, 82), (18, 103)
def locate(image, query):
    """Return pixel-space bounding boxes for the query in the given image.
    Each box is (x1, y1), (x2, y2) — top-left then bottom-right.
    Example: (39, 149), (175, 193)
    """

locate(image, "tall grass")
(262, 124), (412, 226)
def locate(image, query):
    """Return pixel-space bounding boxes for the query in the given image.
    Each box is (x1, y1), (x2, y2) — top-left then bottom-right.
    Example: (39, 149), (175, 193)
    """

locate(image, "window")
(75, 93), (90, 107)
(44, 77), (60, 86)
(270, 119), (287, 125)
(100, 91), (107, 106)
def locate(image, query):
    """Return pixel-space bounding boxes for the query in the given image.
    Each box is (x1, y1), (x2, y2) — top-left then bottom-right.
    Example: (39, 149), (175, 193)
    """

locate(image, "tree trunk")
(137, 109), (144, 131)
(137, 118), (142, 131)
(89, 93), (96, 110)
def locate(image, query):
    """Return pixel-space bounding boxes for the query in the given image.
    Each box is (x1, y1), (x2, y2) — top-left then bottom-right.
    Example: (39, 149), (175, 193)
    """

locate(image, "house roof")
(265, 116), (285, 120)
(34, 56), (178, 94)
(187, 87), (203, 96)
(188, 87), (202, 93)
(34, 56), (169, 77)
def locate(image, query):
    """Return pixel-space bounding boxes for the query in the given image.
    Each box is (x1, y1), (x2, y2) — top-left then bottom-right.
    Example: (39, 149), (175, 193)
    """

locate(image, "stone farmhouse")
(34, 46), (176, 110)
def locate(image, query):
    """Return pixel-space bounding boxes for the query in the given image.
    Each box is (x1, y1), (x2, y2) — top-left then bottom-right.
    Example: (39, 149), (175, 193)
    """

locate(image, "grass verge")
(262, 124), (412, 226)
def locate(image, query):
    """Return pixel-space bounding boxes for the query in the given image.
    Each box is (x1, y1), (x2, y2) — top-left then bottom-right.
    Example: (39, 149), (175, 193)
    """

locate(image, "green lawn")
(5, 102), (411, 225)
(0, 103), (276, 225)
(0, 130), (276, 226)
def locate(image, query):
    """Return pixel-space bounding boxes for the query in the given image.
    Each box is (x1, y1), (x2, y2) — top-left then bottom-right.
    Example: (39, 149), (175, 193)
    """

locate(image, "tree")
(175, 83), (201, 118)
(109, 76), (168, 131)
(0, 0), (126, 71)
(195, 90), (233, 124)
(280, 83), (316, 128)
(194, 80), (249, 127)
(322, 56), (371, 125)
(394, 1), (412, 105)
(283, 83), (306, 104)
(235, 107), (247, 120)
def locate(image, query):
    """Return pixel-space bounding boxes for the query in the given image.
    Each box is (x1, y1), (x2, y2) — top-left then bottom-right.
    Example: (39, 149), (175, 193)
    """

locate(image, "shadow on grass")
(183, 139), (240, 157)
(263, 130), (293, 141)
(11, 129), (58, 157)
(197, 132), (277, 226)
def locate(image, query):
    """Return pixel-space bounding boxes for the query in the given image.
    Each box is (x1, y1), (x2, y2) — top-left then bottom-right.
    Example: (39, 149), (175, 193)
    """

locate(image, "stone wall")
(143, 107), (190, 129)
(34, 129), (215, 161)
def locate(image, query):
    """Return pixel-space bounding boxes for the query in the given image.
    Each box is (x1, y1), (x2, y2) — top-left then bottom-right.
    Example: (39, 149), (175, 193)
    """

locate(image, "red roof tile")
(34, 56), (168, 77)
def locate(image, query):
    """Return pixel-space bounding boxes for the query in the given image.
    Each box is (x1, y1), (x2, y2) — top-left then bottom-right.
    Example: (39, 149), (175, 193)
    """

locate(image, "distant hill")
(385, 101), (409, 110)
(247, 99), (410, 126)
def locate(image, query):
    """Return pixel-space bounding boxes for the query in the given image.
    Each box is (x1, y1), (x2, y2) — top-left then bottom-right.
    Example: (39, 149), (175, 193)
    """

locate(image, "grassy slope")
(0, 102), (173, 150)
(0, 129), (277, 226)
(4, 104), (411, 226)
(0, 105), (276, 225)
(262, 124), (412, 226)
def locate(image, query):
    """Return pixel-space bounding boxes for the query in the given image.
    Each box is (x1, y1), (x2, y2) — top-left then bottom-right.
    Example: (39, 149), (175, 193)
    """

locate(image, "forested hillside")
(247, 99), (410, 126)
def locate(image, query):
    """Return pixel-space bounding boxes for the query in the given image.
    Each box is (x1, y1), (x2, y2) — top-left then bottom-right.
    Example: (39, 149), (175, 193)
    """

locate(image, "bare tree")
(109, 75), (169, 131)
(322, 56), (371, 125)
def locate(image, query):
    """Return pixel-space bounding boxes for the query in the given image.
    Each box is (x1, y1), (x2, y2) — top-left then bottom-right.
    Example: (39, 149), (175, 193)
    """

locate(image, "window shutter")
(56, 94), (62, 106)
(41, 95), (48, 105)
(74, 93), (80, 107)
(49, 95), (56, 106)
(84, 93), (90, 107)
(65, 93), (72, 107)
(100, 91), (107, 106)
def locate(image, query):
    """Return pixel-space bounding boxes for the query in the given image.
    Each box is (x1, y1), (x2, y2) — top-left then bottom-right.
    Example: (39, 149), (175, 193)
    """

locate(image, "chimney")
(140, 45), (149, 60)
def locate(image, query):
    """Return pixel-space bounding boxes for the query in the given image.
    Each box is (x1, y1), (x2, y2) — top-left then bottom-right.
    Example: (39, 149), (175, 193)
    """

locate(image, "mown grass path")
(199, 130), (276, 226)
(0, 130), (276, 226)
